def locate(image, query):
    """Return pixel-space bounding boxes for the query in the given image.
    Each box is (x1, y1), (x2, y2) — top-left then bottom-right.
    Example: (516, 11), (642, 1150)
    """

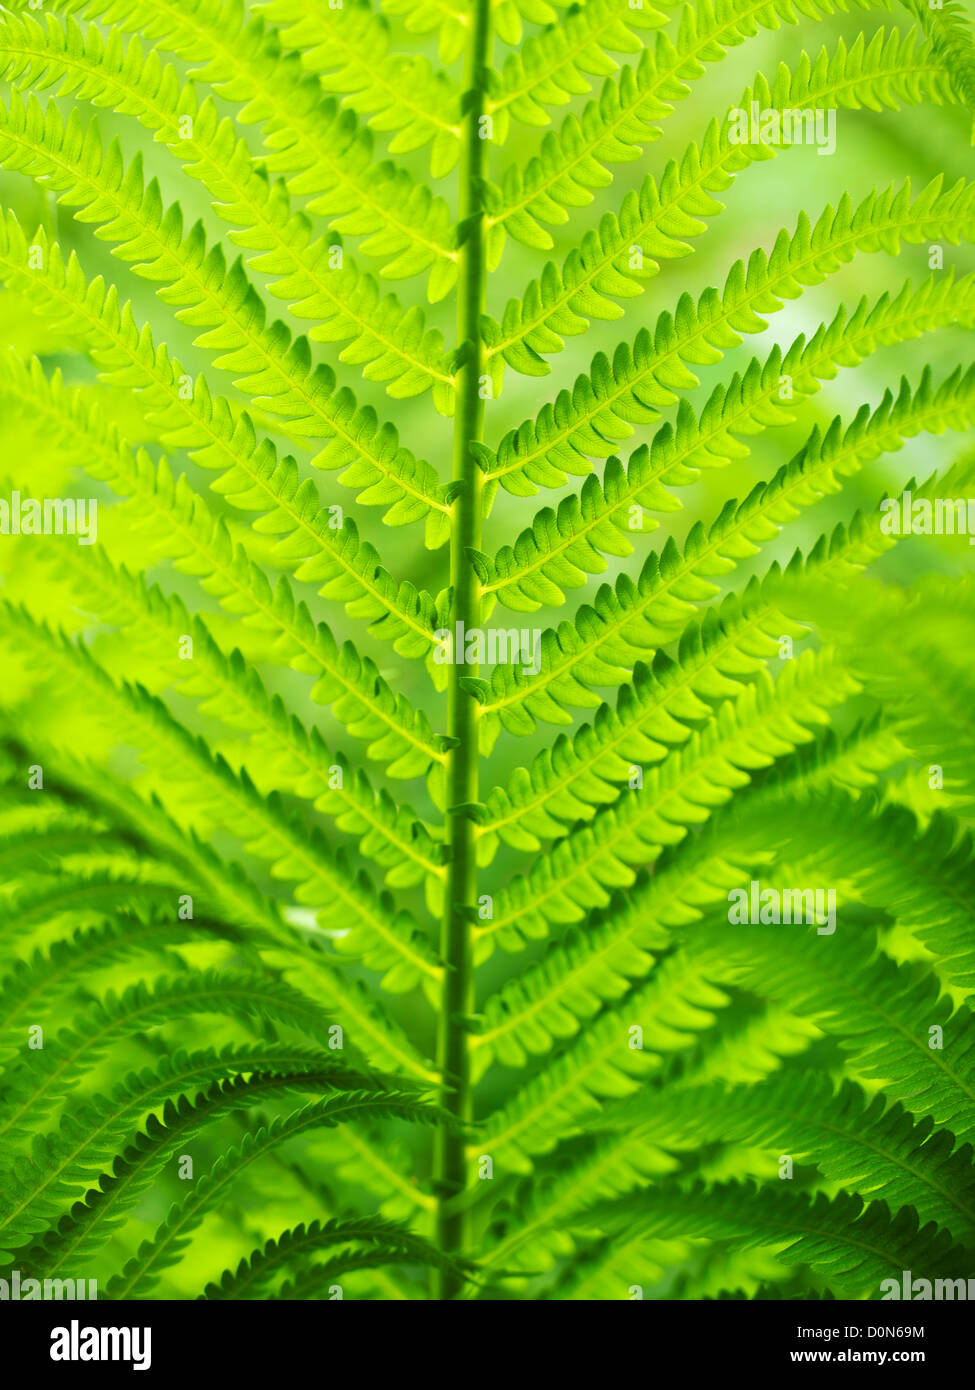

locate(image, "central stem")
(434, 0), (491, 1300)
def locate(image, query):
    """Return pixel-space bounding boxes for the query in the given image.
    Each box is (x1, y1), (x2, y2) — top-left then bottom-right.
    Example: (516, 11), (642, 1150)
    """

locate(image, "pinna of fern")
(0, 0), (972, 1303)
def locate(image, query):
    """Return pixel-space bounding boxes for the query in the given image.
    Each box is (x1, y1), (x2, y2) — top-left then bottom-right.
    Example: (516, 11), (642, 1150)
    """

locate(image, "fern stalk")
(434, 0), (493, 1300)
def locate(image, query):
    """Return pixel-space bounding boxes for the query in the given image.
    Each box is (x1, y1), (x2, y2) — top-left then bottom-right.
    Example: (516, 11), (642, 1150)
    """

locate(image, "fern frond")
(0, 734), (437, 1078)
(256, 0), (463, 174)
(476, 271), (975, 609)
(48, 0), (460, 296)
(806, 571), (975, 817)
(475, 771), (975, 1160)
(576, 1181), (971, 1294)
(472, 661), (854, 1052)
(0, 217), (453, 602)
(202, 1214), (467, 1298)
(0, 815), (144, 879)
(683, 910), (975, 1140)
(487, 23), (950, 259)
(593, 1073), (975, 1243)
(0, 969), (390, 1156)
(476, 377), (975, 736)
(0, 870), (184, 935)
(468, 1002), (824, 1285)
(380, 0), (468, 64)
(0, 1062), (380, 1263)
(23, 541), (445, 887)
(0, 910), (236, 1040)
(478, 656), (849, 950)
(484, 178), (975, 492)
(713, 790), (975, 992)
(0, 12), (456, 405)
(556, 1229), (783, 1300)
(475, 490), (940, 949)
(470, 1139), (683, 1284)
(479, 644), (857, 867)
(474, 950), (730, 1169)
(489, 0), (671, 131)
(1, 0), (972, 1308)
(16, 1077), (438, 1277)
(102, 1090), (446, 1297)
(0, 606), (443, 991)
(0, 359), (449, 777)
(900, 0), (975, 117)
(0, 97), (450, 527)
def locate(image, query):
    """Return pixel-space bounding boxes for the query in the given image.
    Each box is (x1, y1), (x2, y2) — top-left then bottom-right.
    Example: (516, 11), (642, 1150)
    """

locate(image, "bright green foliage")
(0, 0), (973, 1303)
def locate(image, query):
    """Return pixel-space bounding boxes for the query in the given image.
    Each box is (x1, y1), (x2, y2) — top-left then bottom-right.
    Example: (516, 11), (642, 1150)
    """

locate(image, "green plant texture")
(0, 0), (974, 1303)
